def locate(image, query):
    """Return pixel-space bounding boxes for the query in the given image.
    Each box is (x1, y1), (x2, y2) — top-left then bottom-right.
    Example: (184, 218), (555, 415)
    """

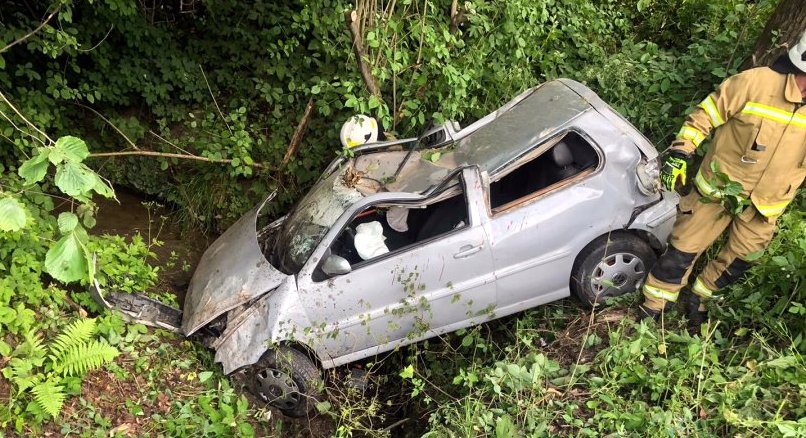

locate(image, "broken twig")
(282, 98), (315, 165)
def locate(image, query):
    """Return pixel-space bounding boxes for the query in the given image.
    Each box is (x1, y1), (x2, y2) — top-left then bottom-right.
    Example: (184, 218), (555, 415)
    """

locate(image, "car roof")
(352, 80), (593, 194)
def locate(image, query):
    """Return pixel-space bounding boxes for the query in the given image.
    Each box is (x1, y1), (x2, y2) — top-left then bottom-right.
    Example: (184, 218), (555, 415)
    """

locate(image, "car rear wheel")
(246, 347), (323, 418)
(571, 233), (656, 308)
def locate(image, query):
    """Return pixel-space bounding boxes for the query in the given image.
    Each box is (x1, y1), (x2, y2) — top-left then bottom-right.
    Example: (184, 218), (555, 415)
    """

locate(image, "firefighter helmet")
(340, 115), (378, 148)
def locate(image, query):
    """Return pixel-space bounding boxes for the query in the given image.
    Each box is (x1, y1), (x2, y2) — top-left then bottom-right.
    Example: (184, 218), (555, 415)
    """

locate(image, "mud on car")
(93, 79), (678, 416)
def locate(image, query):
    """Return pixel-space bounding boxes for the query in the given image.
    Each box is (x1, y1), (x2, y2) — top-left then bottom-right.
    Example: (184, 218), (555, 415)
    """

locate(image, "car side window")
(488, 131), (600, 214)
(314, 176), (469, 281)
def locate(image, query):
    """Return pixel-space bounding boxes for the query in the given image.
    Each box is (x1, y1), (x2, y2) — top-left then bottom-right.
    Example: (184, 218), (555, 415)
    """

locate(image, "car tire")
(571, 232), (657, 308)
(246, 346), (323, 418)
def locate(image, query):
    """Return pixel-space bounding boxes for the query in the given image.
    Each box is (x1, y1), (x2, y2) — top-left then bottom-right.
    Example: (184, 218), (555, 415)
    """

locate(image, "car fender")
(212, 276), (313, 374)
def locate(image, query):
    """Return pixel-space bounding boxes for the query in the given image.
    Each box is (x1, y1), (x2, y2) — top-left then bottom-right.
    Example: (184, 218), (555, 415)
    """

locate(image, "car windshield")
(273, 165), (363, 274)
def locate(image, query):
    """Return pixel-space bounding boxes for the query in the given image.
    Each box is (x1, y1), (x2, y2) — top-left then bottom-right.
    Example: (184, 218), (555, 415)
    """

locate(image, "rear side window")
(488, 131), (599, 213)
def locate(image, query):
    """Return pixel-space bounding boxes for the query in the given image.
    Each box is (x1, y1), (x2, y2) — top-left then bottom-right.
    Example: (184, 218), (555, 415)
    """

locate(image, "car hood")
(181, 193), (289, 335)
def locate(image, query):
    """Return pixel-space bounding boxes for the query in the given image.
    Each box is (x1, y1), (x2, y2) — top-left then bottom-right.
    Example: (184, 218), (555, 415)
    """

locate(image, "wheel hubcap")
(253, 367), (301, 411)
(589, 252), (646, 302)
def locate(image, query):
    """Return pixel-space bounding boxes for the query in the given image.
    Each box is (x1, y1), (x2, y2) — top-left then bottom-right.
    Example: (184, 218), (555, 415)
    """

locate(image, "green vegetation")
(0, 0), (803, 436)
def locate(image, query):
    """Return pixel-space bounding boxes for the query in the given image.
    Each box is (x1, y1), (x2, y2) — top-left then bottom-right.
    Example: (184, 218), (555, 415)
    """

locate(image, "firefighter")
(639, 31), (806, 331)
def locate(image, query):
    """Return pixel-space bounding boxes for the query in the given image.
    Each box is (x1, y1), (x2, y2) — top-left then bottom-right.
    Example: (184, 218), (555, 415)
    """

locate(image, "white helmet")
(340, 115), (378, 148)
(789, 31), (806, 73)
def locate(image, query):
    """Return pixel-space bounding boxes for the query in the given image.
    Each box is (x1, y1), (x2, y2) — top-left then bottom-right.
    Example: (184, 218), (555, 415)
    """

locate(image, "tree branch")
(199, 64), (233, 136)
(282, 98), (315, 165)
(0, 5), (62, 54)
(87, 150), (274, 171)
(345, 10), (383, 100)
(72, 102), (139, 150)
(0, 89), (55, 144)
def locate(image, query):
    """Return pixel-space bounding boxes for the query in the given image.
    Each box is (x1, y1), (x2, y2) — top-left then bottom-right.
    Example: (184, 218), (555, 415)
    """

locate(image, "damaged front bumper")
(90, 278), (183, 333)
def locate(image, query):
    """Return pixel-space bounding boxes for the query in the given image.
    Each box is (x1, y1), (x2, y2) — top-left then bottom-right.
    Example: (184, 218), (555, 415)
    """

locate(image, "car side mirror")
(322, 255), (352, 276)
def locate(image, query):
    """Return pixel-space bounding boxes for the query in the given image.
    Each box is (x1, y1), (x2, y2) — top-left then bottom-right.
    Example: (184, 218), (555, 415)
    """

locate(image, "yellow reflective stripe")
(755, 200), (790, 217)
(695, 169), (723, 199)
(643, 285), (679, 302)
(692, 278), (715, 298)
(741, 102), (806, 128)
(699, 96), (725, 127)
(677, 126), (706, 147)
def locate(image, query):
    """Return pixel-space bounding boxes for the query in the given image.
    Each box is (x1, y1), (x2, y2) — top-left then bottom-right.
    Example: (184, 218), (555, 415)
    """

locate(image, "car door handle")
(453, 244), (483, 259)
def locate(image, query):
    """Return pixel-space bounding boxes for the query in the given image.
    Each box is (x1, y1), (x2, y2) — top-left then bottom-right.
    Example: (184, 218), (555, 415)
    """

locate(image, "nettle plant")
(1, 135), (114, 283)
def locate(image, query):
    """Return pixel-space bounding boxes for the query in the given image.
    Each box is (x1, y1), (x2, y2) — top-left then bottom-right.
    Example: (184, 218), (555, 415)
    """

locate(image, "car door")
(296, 167), (496, 365)
(485, 130), (604, 316)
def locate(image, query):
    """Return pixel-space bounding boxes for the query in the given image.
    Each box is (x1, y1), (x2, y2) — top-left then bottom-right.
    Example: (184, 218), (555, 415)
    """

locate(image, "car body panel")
(181, 193), (288, 335)
(294, 168), (497, 367)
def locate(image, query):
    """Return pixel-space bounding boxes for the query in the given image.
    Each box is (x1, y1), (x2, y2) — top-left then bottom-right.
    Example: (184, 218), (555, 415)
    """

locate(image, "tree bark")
(345, 10), (383, 100)
(282, 98), (315, 165)
(744, 0), (806, 69)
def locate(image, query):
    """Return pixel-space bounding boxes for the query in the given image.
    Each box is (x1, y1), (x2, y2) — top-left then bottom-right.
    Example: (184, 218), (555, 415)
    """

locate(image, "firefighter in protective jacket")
(639, 31), (806, 329)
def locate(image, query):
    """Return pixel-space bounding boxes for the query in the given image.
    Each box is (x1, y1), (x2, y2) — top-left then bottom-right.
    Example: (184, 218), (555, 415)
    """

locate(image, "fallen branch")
(282, 98), (315, 165)
(88, 150), (273, 170)
(345, 10), (383, 100)
(0, 5), (62, 54)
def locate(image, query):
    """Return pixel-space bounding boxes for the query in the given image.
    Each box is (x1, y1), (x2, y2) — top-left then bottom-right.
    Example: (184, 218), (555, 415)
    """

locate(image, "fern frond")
(48, 318), (97, 357)
(6, 357), (41, 392)
(31, 380), (66, 418)
(51, 340), (118, 377)
(23, 332), (47, 360)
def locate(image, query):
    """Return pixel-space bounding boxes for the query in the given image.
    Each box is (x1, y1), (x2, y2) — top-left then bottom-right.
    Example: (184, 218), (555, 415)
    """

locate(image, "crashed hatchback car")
(94, 79), (678, 416)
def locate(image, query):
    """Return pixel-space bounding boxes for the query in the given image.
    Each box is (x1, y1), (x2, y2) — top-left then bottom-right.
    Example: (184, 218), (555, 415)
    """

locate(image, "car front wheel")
(571, 233), (657, 308)
(246, 347), (323, 418)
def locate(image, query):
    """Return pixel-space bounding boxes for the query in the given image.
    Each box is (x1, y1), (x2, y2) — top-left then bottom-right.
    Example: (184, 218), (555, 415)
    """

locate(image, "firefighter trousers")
(641, 190), (777, 312)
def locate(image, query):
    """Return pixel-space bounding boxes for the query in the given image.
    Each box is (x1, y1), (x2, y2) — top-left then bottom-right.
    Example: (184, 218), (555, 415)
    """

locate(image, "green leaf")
(0, 197), (28, 231)
(54, 162), (95, 197)
(57, 212), (79, 234)
(199, 371), (214, 383)
(18, 149), (51, 185)
(399, 364), (414, 379)
(45, 233), (88, 283)
(54, 136), (90, 163)
(0, 339), (10, 357)
(91, 173), (115, 199)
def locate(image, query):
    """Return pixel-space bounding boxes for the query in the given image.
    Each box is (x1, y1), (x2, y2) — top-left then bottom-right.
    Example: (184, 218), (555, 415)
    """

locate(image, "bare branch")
(283, 98), (316, 165)
(199, 64), (233, 136)
(0, 5), (62, 54)
(87, 150), (274, 171)
(78, 24), (115, 52)
(148, 130), (194, 156)
(72, 102), (139, 150)
(0, 89), (55, 144)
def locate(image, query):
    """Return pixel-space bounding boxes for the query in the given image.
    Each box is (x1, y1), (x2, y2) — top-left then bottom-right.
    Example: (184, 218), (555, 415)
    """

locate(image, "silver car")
(94, 79), (678, 416)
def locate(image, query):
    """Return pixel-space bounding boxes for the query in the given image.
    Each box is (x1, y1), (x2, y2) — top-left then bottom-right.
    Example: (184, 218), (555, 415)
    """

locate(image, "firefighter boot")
(685, 292), (707, 336)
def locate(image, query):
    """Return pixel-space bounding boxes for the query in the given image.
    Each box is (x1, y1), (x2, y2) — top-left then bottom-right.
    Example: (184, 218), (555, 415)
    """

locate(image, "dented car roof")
(351, 80), (594, 194)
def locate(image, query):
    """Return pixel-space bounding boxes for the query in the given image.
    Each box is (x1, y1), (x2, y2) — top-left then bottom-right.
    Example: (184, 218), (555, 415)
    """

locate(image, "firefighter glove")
(660, 151), (691, 192)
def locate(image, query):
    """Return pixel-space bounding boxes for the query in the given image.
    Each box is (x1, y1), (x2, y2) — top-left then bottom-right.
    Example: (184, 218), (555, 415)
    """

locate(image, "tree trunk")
(744, 0), (806, 69)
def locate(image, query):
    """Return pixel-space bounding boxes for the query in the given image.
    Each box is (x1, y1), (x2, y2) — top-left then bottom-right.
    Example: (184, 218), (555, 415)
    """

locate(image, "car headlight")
(636, 158), (660, 196)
